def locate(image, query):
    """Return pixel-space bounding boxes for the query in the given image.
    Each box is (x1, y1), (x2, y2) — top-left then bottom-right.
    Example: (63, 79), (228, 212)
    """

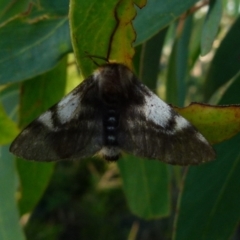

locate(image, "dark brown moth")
(10, 63), (215, 165)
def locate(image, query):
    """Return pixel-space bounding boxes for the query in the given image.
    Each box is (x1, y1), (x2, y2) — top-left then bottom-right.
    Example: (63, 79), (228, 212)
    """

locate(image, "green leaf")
(0, 146), (25, 240)
(134, 0), (200, 45)
(201, 0), (222, 56)
(176, 16), (193, 106)
(0, 18), (71, 84)
(188, 17), (203, 69)
(137, 27), (168, 91)
(0, 84), (20, 144)
(166, 16), (193, 106)
(217, 71), (240, 105)
(174, 103), (240, 145)
(173, 133), (240, 240)
(0, 84), (19, 120)
(0, 0), (30, 25)
(0, 103), (19, 144)
(70, 0), (120, 77)
(17, 57), (67, 215)
(118, 155), (170, 219)
(31, 0), (69, 16)
(108, 0), (146, 67)
(166, 40), (178, 105)
(70, 0), (145, 76)
(174, 62), (240, 240)
(204, 16), (240, 100)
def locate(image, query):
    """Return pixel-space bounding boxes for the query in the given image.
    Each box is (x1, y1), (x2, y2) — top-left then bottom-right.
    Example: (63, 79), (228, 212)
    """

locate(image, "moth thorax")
(98, 64), (133, 99)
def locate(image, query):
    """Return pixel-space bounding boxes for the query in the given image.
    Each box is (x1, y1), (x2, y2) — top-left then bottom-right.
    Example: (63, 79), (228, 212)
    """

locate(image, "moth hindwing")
(10, 63), (215, 165)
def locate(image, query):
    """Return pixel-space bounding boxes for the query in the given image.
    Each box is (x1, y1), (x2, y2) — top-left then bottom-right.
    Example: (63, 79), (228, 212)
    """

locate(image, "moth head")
(94, 63), (134, 99)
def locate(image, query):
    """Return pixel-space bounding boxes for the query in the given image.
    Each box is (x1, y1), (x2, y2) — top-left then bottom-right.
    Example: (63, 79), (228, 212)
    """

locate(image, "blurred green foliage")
(0, 0), (240, 239)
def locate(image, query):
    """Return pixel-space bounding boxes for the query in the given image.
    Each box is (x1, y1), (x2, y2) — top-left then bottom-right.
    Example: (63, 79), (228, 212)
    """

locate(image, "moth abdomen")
(99, 106), (121, 161)
(103, 108), (119, 146)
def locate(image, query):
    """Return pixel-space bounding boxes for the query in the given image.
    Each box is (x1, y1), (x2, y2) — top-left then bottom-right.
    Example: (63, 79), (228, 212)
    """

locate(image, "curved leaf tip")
(133, 0), (147, 9)
(109, 0), (139, 68)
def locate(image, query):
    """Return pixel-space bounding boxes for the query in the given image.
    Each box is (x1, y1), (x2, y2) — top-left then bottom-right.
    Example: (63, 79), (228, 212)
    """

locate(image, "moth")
(10, 63), (215, 165)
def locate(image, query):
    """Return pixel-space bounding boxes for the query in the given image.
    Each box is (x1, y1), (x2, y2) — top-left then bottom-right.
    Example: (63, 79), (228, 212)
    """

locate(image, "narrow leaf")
(218, 71), (240, 105)
(174, 65), (240, 240)
(166, 40), (178, 105)
(118, 155), (170, 219)
(204, 16), (240, 100)
(188, 17), (204, 69)
(0, 146), (25, 240)
(201, 0), (222, 56)
(176, 15), (193, 106)
(138, 27), (168, 91)
(174, 133), (240, 240)
(166, 16), (193, 106)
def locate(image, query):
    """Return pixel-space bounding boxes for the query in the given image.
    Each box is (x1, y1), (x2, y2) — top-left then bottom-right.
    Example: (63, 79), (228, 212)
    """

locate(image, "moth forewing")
(117, 84), (215, 165)
(10, 63), (215, 165)
(10, 75), (104, 161)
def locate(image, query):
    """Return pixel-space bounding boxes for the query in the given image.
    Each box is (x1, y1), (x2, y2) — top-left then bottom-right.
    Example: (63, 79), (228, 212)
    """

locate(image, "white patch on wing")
(38, 111), (54, 129)
(143, 91), (172, 127)
(174, 115), (190, 131)
(196, 132), (209, 144)
(57, 93), (80, 124)
(93, 69), (100, 81)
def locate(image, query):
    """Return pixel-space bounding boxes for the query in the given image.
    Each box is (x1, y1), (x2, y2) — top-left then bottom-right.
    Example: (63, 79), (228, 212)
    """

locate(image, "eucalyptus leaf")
(0, 18), (71, 84)
(0, 146), (25, 240)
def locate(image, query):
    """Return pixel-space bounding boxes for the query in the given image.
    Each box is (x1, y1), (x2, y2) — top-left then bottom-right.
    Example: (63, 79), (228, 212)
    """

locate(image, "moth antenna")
(84, 51), (109, 66)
